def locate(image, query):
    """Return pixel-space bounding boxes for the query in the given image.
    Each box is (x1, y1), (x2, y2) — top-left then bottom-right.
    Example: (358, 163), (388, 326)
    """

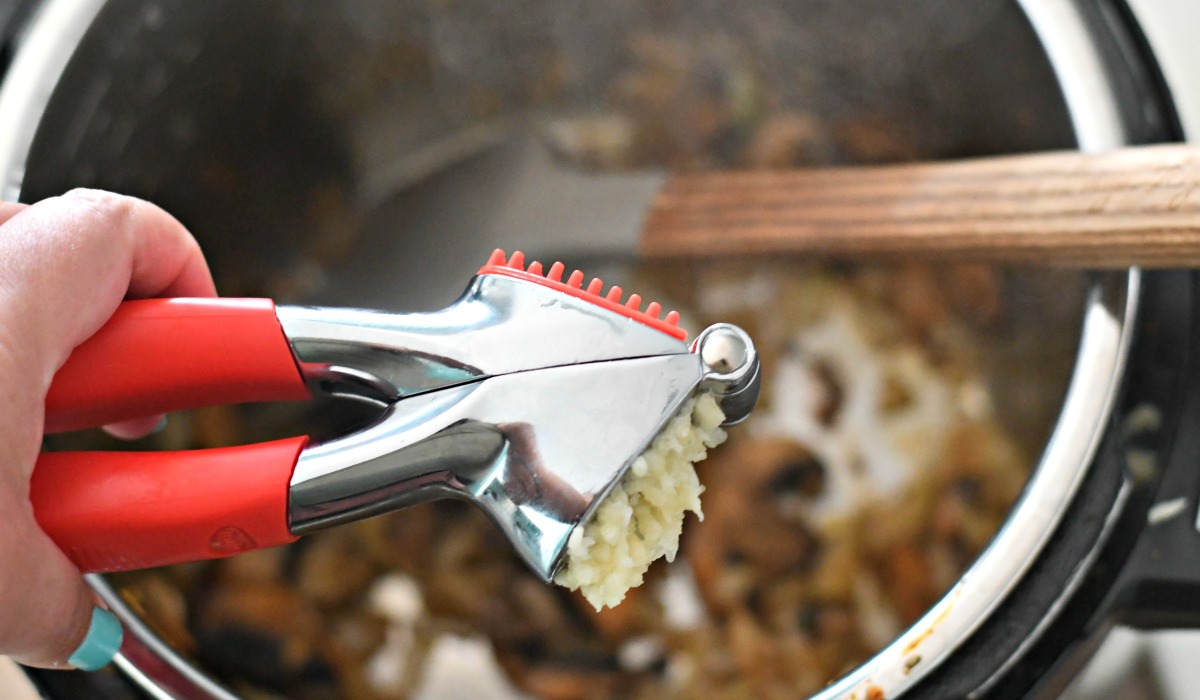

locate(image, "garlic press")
(32, 250), (760, 581)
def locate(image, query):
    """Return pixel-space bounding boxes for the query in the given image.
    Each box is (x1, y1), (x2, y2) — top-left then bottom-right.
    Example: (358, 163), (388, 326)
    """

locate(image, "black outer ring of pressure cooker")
(902, 1), (1200, 696)
(902, 268), (1198, 700)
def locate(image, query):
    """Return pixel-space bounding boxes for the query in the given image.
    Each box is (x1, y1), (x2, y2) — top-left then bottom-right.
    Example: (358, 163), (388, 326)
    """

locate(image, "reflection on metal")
(277, 274), (686, 402)
(0, 0), (105, 200)
(1148, 498), (1188, 526)
(811, 2), (1139, 697)
(1018, 0), (1126, 153)
(289, 354), (709, 579)
(3, 0), (1138, 698)
(282, 274), (759, 579)
(89, 575), (240, 700)
(694, 323), (761, 427)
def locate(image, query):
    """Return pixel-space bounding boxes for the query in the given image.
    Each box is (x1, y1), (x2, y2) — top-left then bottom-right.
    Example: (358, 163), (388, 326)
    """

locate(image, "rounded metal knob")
(693, 323), (761, 426)
(700, 327), (750, 374)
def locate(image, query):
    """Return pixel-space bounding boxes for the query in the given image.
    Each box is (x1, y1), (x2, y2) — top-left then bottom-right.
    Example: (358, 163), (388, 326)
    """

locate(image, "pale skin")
(0, 189), (214, 668)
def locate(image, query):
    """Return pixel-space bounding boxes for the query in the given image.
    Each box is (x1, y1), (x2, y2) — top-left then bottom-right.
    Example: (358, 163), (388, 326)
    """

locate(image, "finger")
(0, 190), (209, 667)
(0, 493), (117, 669)
(122, 196), (215, 300)
(0, 201), (27, 226)
(102, 415), (168, 441)
(0, 188), (215, 387)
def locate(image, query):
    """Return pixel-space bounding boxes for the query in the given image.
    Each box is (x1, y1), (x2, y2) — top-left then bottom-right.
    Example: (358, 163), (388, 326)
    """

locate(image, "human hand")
(0, 189), (214, 670)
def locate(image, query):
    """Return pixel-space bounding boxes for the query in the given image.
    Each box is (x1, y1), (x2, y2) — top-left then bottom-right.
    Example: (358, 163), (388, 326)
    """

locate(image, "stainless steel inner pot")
(0, 0), (1153, 698)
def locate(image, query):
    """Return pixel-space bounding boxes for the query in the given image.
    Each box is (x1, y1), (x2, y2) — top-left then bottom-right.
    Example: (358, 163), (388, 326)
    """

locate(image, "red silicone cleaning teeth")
(478, 249), (687, 340)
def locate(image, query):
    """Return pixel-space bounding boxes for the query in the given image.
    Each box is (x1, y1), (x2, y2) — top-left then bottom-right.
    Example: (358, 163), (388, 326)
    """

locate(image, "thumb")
(0, 498), (120, 669)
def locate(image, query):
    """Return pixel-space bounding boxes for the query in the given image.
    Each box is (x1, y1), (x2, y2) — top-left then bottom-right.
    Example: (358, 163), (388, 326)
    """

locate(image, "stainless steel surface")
(290, 354), (708, 578)
(694, 323), (759, 426)
(812, 2), (1138, 696)
(0, 0), (1148, 698)
(697, 326), (747, 374)
(87, 572), (241, 700)
(277, 273), (686, 404)
(1018, 0), (1125, 154)
(1067, 1), (1200, 696)
(0, 0), (104, 201)
(279, 271), (758, 578)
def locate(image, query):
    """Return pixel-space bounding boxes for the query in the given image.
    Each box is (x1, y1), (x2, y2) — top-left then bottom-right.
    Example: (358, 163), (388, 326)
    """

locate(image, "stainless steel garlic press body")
(32, 250), (760, 581)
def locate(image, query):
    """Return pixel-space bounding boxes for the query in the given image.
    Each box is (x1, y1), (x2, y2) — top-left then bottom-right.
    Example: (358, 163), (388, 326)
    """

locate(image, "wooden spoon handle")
(640, 144), (1200, 267)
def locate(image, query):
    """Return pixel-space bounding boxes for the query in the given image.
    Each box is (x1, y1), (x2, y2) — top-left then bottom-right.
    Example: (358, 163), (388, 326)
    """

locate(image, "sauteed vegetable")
(112, 258), (1063, 700)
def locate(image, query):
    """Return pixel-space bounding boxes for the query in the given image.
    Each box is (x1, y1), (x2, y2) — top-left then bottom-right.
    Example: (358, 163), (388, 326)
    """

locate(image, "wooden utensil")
(640, 143), (1200, 267)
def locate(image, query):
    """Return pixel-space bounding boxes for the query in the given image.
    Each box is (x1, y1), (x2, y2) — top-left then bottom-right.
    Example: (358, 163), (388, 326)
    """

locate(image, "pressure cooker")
(3, 0), (1200, 698)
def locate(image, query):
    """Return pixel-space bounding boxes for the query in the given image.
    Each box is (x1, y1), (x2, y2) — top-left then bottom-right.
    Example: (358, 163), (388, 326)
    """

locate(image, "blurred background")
(1, 0), (1199, 698)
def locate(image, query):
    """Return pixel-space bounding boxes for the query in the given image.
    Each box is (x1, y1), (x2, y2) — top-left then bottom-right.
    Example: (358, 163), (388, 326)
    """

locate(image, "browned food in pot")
(114, 257), (1044, 700)
(103, 23), (1079, 699)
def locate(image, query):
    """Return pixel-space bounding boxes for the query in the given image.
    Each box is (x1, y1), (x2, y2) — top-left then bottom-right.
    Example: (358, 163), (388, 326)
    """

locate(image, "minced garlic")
(555, 393), (727, 609)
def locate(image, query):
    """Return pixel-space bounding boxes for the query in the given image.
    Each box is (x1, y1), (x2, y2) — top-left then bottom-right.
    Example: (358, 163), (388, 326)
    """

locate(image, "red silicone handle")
(44, 298), (310, 433)
(30, 437), (307, 573)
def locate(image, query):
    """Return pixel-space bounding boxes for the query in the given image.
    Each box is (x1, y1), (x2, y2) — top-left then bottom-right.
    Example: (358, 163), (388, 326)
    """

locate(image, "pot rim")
(0, 1), (1141, 698)
(816, 0), (1140, 695)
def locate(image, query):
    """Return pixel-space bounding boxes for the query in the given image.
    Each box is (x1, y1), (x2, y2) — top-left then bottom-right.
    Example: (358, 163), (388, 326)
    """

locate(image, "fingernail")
(152, 416), (168, 434)
(68, 607), (123, 671)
